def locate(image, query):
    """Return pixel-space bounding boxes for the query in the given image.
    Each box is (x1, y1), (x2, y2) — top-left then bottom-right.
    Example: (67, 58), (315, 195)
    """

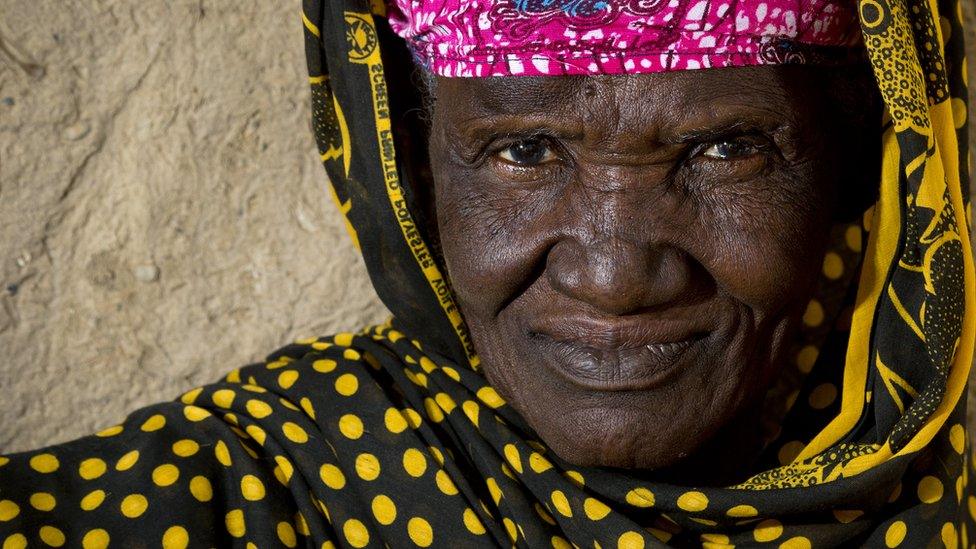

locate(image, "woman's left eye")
(496, 138), (558, 166)
(700, 140), (762, 160)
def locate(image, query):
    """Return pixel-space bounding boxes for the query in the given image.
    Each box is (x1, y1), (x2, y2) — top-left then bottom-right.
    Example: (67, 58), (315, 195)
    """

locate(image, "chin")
(476, 311), (784, 473)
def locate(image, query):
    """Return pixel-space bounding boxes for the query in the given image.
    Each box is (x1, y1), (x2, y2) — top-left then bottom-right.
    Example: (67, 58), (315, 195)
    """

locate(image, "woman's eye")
(700, 140), (761, 160)
(496, 139), (558, 166)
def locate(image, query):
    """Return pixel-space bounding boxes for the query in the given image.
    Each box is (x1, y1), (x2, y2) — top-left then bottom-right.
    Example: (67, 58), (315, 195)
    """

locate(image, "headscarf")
(0, 1), (972, 548)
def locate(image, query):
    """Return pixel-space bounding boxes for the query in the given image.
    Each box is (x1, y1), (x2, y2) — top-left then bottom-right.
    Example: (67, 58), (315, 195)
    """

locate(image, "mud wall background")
(0, 2), (974, 452)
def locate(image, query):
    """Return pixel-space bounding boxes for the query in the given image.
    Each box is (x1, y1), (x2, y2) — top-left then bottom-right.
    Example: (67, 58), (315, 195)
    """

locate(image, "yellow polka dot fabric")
(2, 0), (975, 546)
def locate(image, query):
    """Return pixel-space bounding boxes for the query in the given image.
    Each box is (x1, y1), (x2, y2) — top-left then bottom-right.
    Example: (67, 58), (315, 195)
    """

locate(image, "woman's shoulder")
(0, 327), (414, 546)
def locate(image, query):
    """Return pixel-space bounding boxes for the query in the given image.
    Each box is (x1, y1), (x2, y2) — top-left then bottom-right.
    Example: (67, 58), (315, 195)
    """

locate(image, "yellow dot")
(29, 492), (56, 512)
(295, 512), (310, 536)
(463, 508), (486, 535)
(335, 373), (359, 396)
(617, 531), (646, 549)
(278, 370), (300, 389)
(245, 399), (273, 418)
(189, 475), (213, 502)
(81, 529), (109, 549)
(754, 518), (784, 542)
(551, 490), (572, 517)
(355, 453), (381, 481)
(583, 497), (611, 520)
(677, 491), (708, 512)
(407, 517), (434, 547)
(2, 534), (26, 549)
(180, 387), (203, 404)
(0, 500), (18, 522)
(529, 452), (553, 474)
(503, 517), (518, 542)
(809, 383), (838, 409)
(153, 464), (180, 486)
(487, 477), (503, 504)
(822, 252), (844, 279)
(141, 414), (167, 432)
(504, 444), (523, 474)
(462, 400), (480, 427)
(274, 455), (294, 485)
(727, 504), (758, 518)
(371, 494), (397, 525)
(242, 424), (265, 445)
(952, 97), (968, 129)
(211, 389), (236, 408)
(778, 441), (805, 465)
(183, 405), (211, 422)
(121, 494), (148, 518)
(214, 440), (232, 466)
(75, 457), (107, 480)
(39, 526), (65, 547)
(423, 398), (445, 422)
(282, 422), (309, 443)
(238, 474), (265, 501)
(436, 469), (459, 495)
(565, 470), (585, 487)
(942, 522), (958, 549)
(552, 535), (573, 549)
(625, 487), (655, 507)
(885, 520), (907, 547)
(845, 225), (863, 252)
(403, 448), (427, 477)
(339, 414), (364, 439)
(383, 408), (408, 433)
(80, 490), (105, 511)
(403, 408), (423, 429)
(434, 392), (456, 414)
(950, 424), (966, 454)
(276, 521), (297, 548)
(832, 509), (863, 523)
(343, 518), (369, 548)
(320, 463), (346, 489)
(918, 475), (944, 503)
(803, 300), (824, 327)
(796, 346), (819, 374)
(313, 359), (337, 373)
(225, 509), (246, 538)
(115, 450), (140, 471)
(162, 526), (189, 549)
(29, 453), (59, 473)
(95, 424), (124, 437)
(780, 536), (812, 549)
(476, 386), (506, 408)
(429, 446), (445, 466)
(171, 439), (199, 458)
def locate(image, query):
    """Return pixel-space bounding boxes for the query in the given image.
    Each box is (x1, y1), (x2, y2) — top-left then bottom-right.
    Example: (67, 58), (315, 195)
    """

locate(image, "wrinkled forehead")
(430, 66), (821, 132)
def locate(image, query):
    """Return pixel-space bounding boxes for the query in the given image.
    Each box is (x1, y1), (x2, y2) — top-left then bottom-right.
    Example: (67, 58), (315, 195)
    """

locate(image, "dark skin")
(413, 65), (879, 483)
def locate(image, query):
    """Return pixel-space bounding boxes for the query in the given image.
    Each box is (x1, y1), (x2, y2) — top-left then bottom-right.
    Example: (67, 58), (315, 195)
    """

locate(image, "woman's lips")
(529, 315), (708, 391)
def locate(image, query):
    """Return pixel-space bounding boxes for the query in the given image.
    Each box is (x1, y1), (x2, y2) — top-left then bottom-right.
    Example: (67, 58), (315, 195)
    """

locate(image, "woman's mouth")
(528, 315), (709, 391)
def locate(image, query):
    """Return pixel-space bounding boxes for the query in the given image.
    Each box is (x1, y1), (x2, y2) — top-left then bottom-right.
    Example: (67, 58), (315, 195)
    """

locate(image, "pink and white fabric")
(385, 0), (863, 77)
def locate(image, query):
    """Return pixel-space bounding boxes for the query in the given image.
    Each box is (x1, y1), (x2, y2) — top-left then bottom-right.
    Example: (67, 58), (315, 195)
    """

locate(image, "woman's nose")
(546, 236), (695, 316)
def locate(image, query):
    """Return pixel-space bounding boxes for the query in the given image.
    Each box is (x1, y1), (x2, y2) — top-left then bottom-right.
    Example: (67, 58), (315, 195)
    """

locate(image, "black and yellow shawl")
(0, 0), (972, 547)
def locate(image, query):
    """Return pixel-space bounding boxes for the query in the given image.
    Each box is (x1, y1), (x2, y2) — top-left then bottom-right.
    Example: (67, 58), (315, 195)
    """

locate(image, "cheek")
(689, 170), (834, 311)
(433, 165), (555, 318)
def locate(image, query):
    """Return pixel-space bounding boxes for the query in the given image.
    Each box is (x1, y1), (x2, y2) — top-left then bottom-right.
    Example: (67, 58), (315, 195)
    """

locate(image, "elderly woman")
(1, 0), (973, 547)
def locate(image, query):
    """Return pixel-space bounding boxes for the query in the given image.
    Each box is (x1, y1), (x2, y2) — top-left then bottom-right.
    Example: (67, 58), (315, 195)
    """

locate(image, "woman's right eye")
(495, 138), (558, 166)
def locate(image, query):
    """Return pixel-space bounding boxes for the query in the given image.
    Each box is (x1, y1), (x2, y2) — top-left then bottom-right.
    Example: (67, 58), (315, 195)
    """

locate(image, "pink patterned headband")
(385, 0), (864, 77)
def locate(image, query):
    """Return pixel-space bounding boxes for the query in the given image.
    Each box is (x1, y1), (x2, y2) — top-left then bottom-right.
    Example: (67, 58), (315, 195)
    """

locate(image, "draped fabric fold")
(0, 0), (972, 547)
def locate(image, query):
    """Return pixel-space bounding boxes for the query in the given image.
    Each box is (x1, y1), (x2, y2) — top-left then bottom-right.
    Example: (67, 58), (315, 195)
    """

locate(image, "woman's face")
(427, 66), (870, 472)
